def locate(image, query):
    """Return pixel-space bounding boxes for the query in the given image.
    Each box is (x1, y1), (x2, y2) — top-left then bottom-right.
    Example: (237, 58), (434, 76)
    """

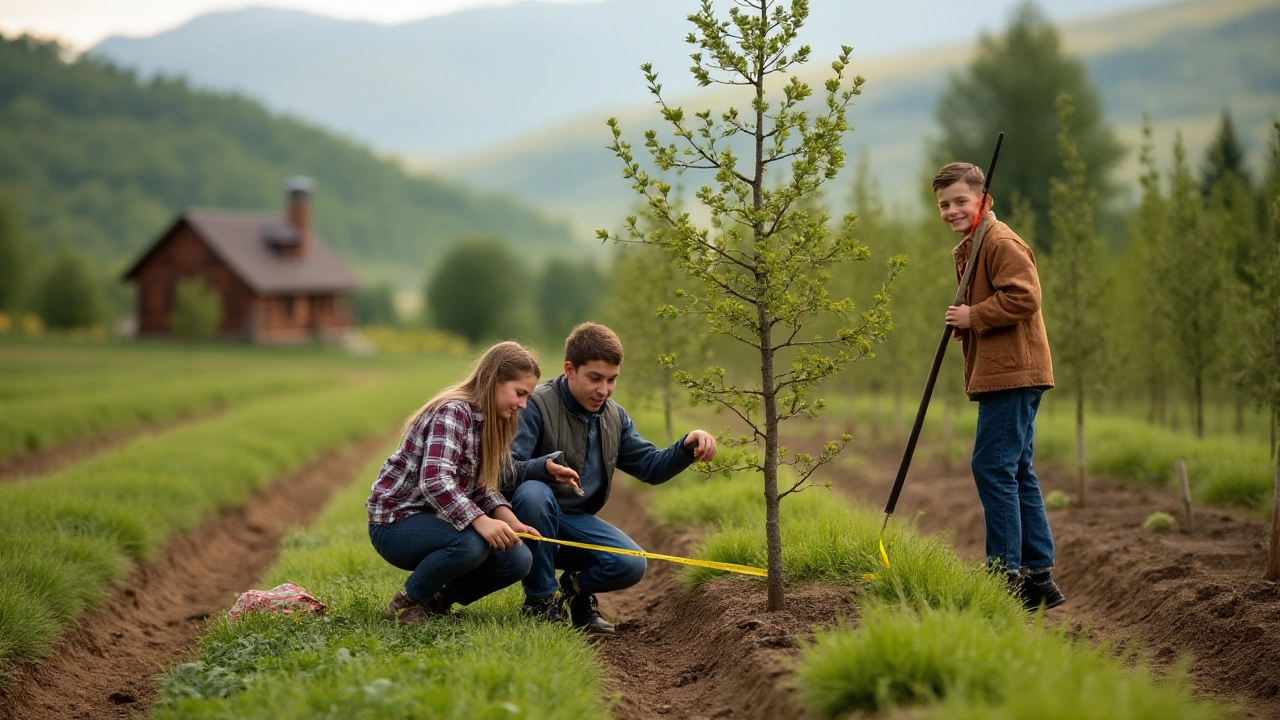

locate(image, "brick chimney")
(284, 176), (315, 257)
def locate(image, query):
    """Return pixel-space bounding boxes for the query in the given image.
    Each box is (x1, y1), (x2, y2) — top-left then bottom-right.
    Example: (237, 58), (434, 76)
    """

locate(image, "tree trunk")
(1266, 443), (1280, 581)
(1235, 394), (1245, 437)
(1194, 372), (1205, 439)
(869, 394), (881, 444)
(1271, 406), (1277, 463)
(1076, 387), (1087, 508)
(942, 398), (954, 473)
(752, 11), (783, 612)
(761, 335), (783, 611)
(893, 386), (905, 447)
(662, 372), (674, 444)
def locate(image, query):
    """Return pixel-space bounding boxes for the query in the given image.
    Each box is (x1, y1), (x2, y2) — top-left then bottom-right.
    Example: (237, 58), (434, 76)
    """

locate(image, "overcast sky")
(0, 0), (1175, 51)
(0, 0), (596, 49)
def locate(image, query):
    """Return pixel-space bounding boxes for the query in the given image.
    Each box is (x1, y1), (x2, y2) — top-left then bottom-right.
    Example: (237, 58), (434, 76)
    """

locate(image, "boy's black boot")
(560, 571), (615, 634)
(1019, 570), (1067, 611)
(521, 593), (568, 624)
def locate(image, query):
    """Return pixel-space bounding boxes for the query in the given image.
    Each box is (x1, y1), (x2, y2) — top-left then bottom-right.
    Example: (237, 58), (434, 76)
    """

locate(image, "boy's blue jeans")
(510, 481), (647, 599)
(971, 387), (1055, 572)
(369, 513), (532, 605)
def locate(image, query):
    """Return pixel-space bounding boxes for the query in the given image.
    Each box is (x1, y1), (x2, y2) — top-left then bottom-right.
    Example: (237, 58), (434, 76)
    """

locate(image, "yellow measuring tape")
(514, 532), (768, 578)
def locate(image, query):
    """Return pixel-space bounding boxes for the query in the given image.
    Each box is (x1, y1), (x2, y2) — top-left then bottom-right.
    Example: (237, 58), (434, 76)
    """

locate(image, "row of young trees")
(586, 0), (1279, 605)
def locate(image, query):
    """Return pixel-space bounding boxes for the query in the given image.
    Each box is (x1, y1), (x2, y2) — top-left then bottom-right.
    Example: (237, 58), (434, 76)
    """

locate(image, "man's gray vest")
(530, 377), (621, 512)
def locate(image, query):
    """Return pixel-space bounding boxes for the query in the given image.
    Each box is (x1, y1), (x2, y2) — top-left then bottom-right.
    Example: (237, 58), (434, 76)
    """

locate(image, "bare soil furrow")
(0, 431), (393, 720)
(594, 484), (852, 720)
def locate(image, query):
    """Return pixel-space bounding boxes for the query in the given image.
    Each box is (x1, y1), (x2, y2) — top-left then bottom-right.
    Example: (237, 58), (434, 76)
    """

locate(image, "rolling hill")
(0, 34), (579, 287)
(91, 0), (1177, 158)
(432, 0), (1280, 233)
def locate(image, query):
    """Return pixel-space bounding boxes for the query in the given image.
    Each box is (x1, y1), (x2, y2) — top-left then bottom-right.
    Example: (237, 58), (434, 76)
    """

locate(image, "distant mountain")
(0, 34), (577, 286)
(432, 0), (1280, 233)
(91, 0), (1176, 158)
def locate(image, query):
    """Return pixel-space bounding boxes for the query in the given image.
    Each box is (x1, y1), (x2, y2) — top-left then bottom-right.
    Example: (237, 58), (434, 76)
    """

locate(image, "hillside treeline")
(0, 34), (575, 274)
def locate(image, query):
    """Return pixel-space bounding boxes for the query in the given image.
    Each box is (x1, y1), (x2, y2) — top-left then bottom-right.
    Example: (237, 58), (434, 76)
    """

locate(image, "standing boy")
(505, 322), (717, 632)
(933, 161), (1066, 611)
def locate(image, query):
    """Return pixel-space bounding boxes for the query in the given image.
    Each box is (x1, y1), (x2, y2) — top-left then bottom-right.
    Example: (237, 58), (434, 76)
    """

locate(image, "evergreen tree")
(601, 0), (900, 610)
(1236, 122), (1280, 578)
(1118, 119), (1175, 424)
(1201, 109), (1252, 196)
(1044, 94), (1106, 506)
(1156, 134), (1232, 438)
(932, 1), (1122, 252)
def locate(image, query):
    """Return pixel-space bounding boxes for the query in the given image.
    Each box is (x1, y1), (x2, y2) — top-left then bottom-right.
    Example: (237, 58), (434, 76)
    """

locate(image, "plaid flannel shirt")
(366, 399), (510, 530)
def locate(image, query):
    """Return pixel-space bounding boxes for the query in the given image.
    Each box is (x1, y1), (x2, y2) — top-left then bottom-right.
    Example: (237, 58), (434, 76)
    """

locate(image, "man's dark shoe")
(560, 571), (615, 634)
(1019, 570), (1067, 611)
(384, 587), (452, 625)
(521, 593), (568, 624)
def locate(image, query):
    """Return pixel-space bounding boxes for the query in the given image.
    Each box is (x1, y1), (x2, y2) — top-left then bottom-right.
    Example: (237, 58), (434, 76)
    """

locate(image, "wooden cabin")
(123, 177), (358, 343)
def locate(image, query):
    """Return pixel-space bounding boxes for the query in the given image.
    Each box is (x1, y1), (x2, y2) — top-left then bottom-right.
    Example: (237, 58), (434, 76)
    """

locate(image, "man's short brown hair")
(565, 322), (624, 368)
(932, 162), (985, 194)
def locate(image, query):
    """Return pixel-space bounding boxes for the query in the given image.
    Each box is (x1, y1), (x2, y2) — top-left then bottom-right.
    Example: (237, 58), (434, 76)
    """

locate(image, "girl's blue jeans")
(369, 512), (532, 605)
(971, 387), (1056, 572)
(509, 480), (647, 599)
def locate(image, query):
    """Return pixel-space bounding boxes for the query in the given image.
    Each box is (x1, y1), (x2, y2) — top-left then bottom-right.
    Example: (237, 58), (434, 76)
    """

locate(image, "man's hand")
(546, 456), (583, 496)
(945, 305), (972, 330)
(684, 430), (717, 462)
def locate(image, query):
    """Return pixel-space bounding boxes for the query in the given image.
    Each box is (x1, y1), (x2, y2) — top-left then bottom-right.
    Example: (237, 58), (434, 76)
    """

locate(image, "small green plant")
(1143, 511), (1176, 533)
(1043, 490), (1072, 511)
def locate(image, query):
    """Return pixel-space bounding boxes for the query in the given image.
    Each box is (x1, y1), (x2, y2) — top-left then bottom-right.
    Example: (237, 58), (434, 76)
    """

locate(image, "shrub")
(1143, 511), (1176, 533)
(1043, 490), (1071, 511)
(170, 278), (222, 342)
(36, 249), (102, 329)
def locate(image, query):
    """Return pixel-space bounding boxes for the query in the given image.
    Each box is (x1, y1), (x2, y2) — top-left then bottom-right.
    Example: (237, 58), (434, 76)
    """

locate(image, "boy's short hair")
(565, 322), (624, 368)
(932, 162), (985, 194)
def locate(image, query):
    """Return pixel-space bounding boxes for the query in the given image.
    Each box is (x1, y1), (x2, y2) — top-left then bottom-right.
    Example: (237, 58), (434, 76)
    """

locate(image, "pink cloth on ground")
(228, 582), (326, 621)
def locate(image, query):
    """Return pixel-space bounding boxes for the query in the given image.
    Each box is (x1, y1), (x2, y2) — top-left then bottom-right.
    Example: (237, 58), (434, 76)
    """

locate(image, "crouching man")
(504, 323), (716, 633)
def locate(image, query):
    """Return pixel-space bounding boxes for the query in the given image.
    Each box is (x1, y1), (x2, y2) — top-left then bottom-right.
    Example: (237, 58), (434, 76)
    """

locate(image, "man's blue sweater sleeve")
(615, 406), (696, 485)
(510, 401), (556, 485)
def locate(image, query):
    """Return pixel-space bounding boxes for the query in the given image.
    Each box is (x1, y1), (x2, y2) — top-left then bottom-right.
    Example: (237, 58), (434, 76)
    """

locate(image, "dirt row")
(11, 417), (1270, 719)
(0, 432), (392, 720)
(0, 409), (226, 484)
(817, 438), (1280, 719)
(594, 486), (850, 720)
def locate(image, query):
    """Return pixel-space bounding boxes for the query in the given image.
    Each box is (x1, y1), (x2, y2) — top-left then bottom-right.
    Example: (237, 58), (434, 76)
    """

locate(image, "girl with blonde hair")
(367, 341), (543, 624)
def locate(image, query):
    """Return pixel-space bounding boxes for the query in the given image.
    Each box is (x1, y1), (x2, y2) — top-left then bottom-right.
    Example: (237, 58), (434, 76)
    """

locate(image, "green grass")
(648, 474), (1023, 623)
(152, 456), (608, 719)
(0, 356), (465, 682)
(797, 605), (1222, 720)
(639, 422), (1221, 720)
(820, 393), (1277, 514)
(0, 341), (380, 457)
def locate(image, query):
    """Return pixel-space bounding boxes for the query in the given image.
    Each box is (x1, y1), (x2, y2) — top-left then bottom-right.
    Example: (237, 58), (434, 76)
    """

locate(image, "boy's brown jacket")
(951, 212), (1055, 399)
